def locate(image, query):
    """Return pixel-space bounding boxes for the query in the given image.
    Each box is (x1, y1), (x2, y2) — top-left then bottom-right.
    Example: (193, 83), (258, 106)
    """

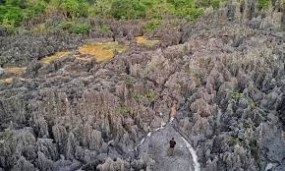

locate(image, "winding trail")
(135, 117), (200, 171)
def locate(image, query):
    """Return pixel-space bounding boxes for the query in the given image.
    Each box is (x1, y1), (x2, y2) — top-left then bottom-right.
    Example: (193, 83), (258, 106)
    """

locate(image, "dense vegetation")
(0, 0), (227, 33)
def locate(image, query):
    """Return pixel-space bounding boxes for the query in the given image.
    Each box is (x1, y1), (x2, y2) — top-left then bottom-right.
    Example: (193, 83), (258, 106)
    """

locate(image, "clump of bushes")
(59, 21), (90, 34)
(143, 19), (161, 33)
(257, 0), (272, 10)
(0, 0), (226, 34)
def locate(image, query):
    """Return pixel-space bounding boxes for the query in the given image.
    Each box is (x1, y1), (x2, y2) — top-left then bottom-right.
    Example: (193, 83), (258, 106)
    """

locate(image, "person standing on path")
(168, 137), (176, 156)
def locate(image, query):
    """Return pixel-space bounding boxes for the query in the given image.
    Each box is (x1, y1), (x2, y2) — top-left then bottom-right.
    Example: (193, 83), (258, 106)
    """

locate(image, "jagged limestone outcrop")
(1, 4), (285, 171)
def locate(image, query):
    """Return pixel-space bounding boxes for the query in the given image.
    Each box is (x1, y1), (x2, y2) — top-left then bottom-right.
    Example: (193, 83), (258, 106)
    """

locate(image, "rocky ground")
(1, 1), (285, 171)
(137, 124), (195, 171)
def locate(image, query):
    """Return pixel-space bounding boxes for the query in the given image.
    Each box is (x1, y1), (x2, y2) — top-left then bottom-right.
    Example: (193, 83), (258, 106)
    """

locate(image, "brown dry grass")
(2, 78), (13, 84)
(41, 52), (70, 63)
(78, 41), (128, 62)
(4, 66), (26, 75)
(0, 77), (25, 84)
(40, 41), (128, 63)
(136, 36), (159, 47)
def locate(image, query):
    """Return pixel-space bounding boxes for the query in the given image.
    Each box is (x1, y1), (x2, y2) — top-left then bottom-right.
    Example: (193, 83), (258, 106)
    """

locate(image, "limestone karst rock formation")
(1, 2), (285, 171)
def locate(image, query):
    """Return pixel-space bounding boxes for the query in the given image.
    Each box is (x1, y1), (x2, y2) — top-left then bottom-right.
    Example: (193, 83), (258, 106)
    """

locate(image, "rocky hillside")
(1, 1), (285, 171)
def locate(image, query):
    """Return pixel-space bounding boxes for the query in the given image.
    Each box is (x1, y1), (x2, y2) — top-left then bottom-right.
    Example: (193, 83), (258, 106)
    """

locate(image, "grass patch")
(116, 105), (128, 115)
(146, 91), (157, 101)
(133, 93), (144, 100)
(78, 41), (128, 62)
(116, 105), (137, 116)
(41, 52), (70, 63)
(136, 36), (159, 47)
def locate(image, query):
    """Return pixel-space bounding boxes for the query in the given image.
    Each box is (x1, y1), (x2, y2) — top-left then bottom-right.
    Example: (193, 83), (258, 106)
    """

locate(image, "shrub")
(110, 0), (146, 19)
(23, 0), (47, 19)
(71, 23), (90, 34)
(1, 6), (23, 26)
(133, 94), (144, 100)
(258, 0), (271, 10)
(146, 91), (157, 101)
(167, 0), (203, 20)
(58, 21), (90, 34)
(195, 0), (224, 8)
(48, 0), (89, 19)
(117, 105), (128, 115)
(143, 19), (161, 32)
(143, 0), (175, 19)
(101, 24), (110, 33)
(92, 0), (112, 17)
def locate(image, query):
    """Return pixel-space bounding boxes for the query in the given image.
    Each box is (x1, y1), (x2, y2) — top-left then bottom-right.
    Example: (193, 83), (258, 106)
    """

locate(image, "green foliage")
(70, 22), (90, 34)
(101, 24), (110, 33)
(211, 0), (222, 9)
(133, 93), (144, 100)
(231, 90), (242, 100)
(59, 21), (90, 34)
(49, 0), (89, 19)
(143, 19), (161, 32)
(22, 0), (47, 20)
(117, 105), (128, 115)
(142, 0), (175, 19)
(0, 5), (23, 26)
(258, 0), (271, 10)
(91, 0), (112, 17)
(110, 0), (146, 19)
(0, 0), (225, 32)
(146, 91), (157, 101)
(0, 0), (49, 28)
(167, 0), (203, 20)
(195, 0), (224, 8)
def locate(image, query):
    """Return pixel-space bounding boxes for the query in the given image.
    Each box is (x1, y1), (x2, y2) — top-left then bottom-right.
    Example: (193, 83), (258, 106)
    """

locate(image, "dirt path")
(137, 123), (198, 171)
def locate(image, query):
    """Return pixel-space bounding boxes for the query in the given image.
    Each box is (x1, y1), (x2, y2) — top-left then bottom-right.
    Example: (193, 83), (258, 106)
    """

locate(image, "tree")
(47, 0), (88, 19)
(143, 0), (175, 19)
(1, 5), (23, 26)
(93, 0), (112, 17)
